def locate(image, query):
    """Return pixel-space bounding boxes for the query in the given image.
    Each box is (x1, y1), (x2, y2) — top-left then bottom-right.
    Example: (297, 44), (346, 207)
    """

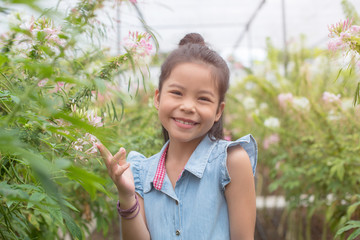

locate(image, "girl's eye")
(171, 91), (182, 96)
(199, 97), (211, 102)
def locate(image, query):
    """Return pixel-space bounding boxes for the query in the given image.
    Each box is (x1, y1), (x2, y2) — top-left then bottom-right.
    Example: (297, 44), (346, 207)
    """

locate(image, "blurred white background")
(1, 0), (360, 65)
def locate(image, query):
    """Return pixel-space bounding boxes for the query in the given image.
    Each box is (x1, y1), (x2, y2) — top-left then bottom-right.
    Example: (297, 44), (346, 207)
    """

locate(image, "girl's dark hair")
(159, 33), (230, 142)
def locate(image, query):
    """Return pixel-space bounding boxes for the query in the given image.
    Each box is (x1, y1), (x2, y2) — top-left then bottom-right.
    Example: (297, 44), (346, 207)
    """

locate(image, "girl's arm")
(96, 144), (150, 240)
(120, 193), (149, 240)
(225, 145), (256, 240)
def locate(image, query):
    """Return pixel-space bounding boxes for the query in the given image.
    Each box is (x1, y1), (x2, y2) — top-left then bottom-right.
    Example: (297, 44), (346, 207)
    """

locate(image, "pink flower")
(91, 87), (113, 106)
(340, 32), (351, 39)
(322, 91), (341, 103)
(54, 118), (69, 127)
(72, 133), (99, 156)
(72, 140), (84, 151)
(328, 18), (360, 54)
(350, 25), (360, 33)
(263, 134), (280, 150)
(51, 82), (65, 93)
(43, 27), (57, 35)
(278, 93), (293, 108)
(124, 31), (153, 57)
(328, 18), (353, 38)
(87, 110), (103, 127)
(84, 133), (99, 154)
(38, 78), (48, 87)
(129, 0), (137, 3)
(328, 38), (344, 52)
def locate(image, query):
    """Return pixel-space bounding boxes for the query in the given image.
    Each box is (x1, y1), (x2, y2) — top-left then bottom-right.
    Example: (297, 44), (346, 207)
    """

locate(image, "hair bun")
(178, 33), (205, 46)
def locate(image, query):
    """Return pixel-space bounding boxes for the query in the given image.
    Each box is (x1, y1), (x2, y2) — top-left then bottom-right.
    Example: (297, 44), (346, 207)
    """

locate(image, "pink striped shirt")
(153, 145), (183, 190)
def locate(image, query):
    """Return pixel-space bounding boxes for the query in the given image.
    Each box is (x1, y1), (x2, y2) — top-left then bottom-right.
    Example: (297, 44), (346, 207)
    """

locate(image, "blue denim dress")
(127, 134), (257, 240)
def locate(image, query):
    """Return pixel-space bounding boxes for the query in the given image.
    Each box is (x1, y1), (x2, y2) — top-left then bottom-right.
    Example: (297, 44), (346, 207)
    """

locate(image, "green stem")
(1, 166), (14, 182)
(0, 98), (12, 113)
(0, 72), (14, 92)
(5, 84), (36, 125)
(10, 160), (25, 184)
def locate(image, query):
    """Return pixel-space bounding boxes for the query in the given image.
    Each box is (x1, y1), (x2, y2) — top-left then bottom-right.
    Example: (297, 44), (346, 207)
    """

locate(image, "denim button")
(176, 230), (181, 236)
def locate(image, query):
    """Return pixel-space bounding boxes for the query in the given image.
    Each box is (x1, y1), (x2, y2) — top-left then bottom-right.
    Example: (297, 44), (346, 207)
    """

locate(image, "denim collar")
(143, 134), (217, 195)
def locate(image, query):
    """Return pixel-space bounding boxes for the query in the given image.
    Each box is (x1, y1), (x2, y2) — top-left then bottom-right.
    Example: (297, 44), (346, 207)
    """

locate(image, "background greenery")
(226, 37), (360, 239)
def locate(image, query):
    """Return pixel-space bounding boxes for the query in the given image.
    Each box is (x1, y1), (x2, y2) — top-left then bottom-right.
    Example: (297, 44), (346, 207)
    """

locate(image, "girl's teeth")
(176, 119), (194, 125)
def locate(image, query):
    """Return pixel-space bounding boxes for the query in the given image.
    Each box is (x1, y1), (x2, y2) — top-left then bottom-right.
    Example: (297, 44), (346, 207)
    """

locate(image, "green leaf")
(54, 158), (72, 169)
(347, 201), (360, 219)
(336, 221), (360, 236)
(0, 54), (8, 66)
(47, 205), (63, 224)
(348, 228), (360, 240)
(29, 192), (46, 202)
(330, 161), (345, 181)
(354, 82), (360, 106)
(268, 182), (279, 192)
(0, 181), (29, 200)
(27, 192), (46, 209)
(66, 166), (110, 199)
(62, 211), (83, 240)
(5, 200), (14, 208)
(62, 199), (79, 212)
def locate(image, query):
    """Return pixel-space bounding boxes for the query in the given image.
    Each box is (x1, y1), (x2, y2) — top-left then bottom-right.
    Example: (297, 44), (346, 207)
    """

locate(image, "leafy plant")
(225, 37), (360, 239)
(0, 0), (156, 239)
(336, 197), (360, 240)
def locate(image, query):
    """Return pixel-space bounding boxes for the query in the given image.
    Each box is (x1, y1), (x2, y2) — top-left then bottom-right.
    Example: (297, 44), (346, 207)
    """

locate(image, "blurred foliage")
(328, 0), (360, 105)
(341, 0), (360, 24)
(225, 37), (360, 240)
(0, 0), (158, 239)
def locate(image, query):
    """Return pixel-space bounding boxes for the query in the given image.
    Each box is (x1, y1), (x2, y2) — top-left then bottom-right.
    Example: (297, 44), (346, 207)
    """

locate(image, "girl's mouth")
(173, 118), (198, 126)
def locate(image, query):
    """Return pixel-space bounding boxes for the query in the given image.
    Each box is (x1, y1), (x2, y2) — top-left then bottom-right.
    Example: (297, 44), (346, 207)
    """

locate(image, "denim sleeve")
(221, 134), (258, 190)
(127, 151), (146, 198)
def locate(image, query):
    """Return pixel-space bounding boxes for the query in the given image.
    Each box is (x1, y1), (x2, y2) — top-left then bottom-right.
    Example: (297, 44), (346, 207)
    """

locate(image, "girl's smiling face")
(154, 62), (225, 145)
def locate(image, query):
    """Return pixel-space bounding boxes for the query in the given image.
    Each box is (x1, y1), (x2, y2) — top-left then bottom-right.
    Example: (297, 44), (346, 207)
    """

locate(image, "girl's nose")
(179, 100), (195, 113)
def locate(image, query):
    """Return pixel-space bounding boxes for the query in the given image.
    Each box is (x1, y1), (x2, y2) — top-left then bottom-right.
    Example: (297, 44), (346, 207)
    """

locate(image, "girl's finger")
(96, 143), (113, 166)
(113, 162), (130, 177)
(113, 147), (127, 165)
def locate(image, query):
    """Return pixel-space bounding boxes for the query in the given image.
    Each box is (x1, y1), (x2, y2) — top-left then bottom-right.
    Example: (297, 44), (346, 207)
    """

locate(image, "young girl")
(97, 33), (257, 240)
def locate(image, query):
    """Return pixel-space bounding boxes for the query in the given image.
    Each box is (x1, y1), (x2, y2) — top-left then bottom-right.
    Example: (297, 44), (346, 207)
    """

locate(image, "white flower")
(322, 91), (341, 103)
(259, 103), (268, 110)
(245, 82), (256, 90)
(327, 110), (341, 121)
(278, 93), (293, 108)
(242, 97), (257, 110)
(235, 94), (244, 101)
(264, 117), (280, 128)
(341, 98), (353, 111)
(292, 97), (310, 111)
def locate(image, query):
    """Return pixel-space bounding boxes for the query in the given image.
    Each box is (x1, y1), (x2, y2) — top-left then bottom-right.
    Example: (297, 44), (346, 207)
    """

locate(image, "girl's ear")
(154, 89), (160, 110)
(215, 102), (225, 122)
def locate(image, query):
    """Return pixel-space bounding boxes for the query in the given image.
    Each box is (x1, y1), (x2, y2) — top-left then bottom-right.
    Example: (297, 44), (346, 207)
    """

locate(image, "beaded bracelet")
(117, 194), (140, 220)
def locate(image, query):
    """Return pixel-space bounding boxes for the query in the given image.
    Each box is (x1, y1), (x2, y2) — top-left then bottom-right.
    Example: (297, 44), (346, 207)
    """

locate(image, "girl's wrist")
(118, 193), (137, 209)
(117, 194), (140, 219)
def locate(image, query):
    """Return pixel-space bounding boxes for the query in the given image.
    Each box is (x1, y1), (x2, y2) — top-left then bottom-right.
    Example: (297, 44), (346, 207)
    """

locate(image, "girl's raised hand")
(96, 144), (135, 204)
